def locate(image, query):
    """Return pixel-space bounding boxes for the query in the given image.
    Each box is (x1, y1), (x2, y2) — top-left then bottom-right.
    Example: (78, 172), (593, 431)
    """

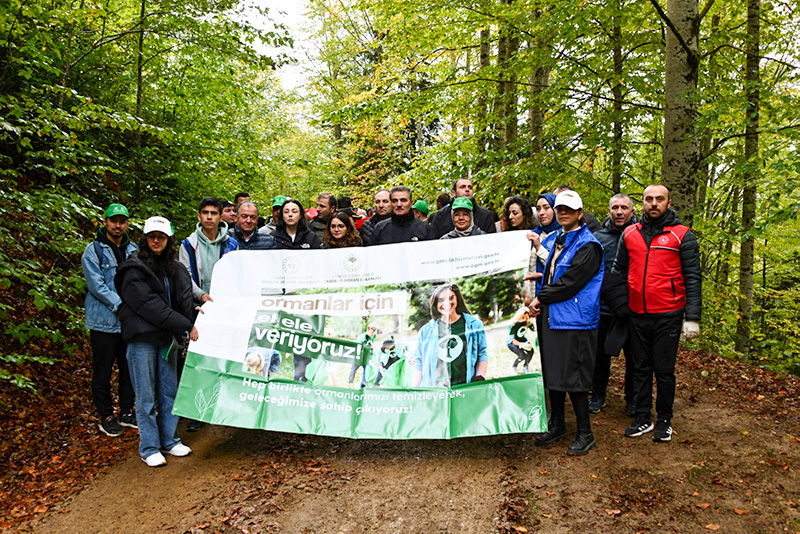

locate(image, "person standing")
(272, 198), (324, 250)
(221, 200), (236, 227)
(412, 200), (429, 222)
(613, 184), (701, 442)
(179, 197), (238, 304)
(529, 190), (604, 456)
(310, 193), (337, 240)
(323, 212), (363, 248)
(589, 193), (638, 414)
(360, 189), (392, 245)
(439, 197), (485, 239)
(430, 178), (497, 238)
(501, 196), (535, 232)
(81, 203), (139, 437)
(228, 201), (277, 250)
(372, 186), (431, 244)
(116, 216), (199, 467)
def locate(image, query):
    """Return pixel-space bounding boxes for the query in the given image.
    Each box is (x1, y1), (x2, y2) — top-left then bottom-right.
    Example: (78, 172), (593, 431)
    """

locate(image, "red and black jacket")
(612, 209), (701, 321)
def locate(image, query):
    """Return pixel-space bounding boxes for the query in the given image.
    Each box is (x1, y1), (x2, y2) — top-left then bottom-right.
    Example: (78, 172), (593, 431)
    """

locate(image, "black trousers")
(627, 314), (683, 422)
(591, 314), (634, 404)
(90, 330), (135, 418)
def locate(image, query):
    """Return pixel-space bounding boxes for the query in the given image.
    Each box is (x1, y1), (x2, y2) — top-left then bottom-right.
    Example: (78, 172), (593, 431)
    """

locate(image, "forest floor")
(2, 348), (799, 533)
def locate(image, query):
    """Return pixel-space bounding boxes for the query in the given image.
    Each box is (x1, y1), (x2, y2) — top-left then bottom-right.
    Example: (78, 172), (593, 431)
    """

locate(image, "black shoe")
(567, 432), (596, 456)
(588, 395), (606, 414)
(99, 416), (124, 437)
(534, 421), (567, 446)
(186, 420), (204, 432)
(653, 420), (673, 442)
(119, 411), (138, 429)
(624, 418), (654, 437)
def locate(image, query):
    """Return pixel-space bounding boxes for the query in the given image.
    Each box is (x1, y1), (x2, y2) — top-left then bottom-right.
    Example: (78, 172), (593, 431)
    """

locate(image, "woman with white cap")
(116, 216), (199, 467)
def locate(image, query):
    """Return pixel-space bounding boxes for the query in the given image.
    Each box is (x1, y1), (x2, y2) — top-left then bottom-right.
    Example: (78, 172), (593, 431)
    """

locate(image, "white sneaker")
(509, 365), (518, 375)
(142, 452), (167, 467)
(522, 366), (529, 373)
(164, 443), (192, 457)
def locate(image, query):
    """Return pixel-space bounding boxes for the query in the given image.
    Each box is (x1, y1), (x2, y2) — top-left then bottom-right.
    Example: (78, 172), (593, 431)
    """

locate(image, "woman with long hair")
(502, 196), (535, 232)
(323, 212), (363, 248)
(412, 284), (488, 387)
(272, 198), (324, 250)
(116, 216), (199, 467)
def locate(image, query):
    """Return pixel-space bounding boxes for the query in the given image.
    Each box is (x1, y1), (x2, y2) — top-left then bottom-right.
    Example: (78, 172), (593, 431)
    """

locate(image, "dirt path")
(24, 352), (800, 533)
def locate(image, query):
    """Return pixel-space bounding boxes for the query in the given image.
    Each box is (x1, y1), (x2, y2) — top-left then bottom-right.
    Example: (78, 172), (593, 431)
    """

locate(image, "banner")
(174, 232), (547, 439)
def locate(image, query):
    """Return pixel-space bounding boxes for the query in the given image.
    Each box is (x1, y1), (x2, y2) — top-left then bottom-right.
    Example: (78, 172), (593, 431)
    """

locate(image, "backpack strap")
(181, 239), (200, 284)
(93, 241), (104, 268)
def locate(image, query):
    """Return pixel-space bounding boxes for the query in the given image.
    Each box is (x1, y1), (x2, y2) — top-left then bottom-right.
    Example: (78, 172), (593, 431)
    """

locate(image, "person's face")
(453, 208), (472, 231)
(367, 326), (377, 336)
(104, 215), (129, 238)
(508, 203), (524, 228)
(282, 203), (301, 227)
(374, 191), (391, 216)
(198, 205), (222, 232)
(329, 217), (348, 240)
(536, 198), (554, 227)
(643, 185), (671, 220)
(453, 179), (473, 199)
(555, 206), (582, 231)
(317, 198), (335, 220)
(391, 191), (411, 216)
(436, 289), (457, 317)
(413, 210), (425, 221)
(146, 231), (168, 255)
(609, 197), (634, 229)
(236, 196), (250, 206)
(272, 206), (282, 221)
(222, 206), (236, 225)
(236, 204), (259, 235)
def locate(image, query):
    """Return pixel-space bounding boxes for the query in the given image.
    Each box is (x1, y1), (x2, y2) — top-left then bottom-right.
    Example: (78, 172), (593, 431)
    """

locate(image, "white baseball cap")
(553, 190), (583, 211)
(143, 216), (174, 236)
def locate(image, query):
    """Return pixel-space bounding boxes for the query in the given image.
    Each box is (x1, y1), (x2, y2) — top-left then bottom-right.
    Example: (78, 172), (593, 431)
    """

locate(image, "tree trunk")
(493, 25), (508, 151)
(659, 0), (699, 222)
(734, 0), (760, 358)
(696, 15), (720, 218)
(133, 0), (146, 201)
(476, 28), (490, 156)
(611, 5), (623, 193)
(503, 0), (518, 152)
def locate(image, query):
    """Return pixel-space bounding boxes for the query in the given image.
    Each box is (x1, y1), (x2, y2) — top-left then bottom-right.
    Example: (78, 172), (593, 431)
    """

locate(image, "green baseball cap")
(412, 200), (429, 215)
(104, 203), (129, 218)
(272, 195), (288, 208)
(451, 197), (473, 211)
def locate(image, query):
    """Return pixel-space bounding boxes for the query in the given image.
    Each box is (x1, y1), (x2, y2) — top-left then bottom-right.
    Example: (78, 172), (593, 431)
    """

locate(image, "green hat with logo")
(451, 197), (473, 211)
(412, 200), (429, 215)
(104, 203), (129, 219)
(272, 195), (288, 208)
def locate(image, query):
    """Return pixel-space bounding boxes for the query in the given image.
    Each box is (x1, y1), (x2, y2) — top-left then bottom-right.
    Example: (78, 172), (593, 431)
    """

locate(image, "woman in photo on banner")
(412, 284), (488, 387)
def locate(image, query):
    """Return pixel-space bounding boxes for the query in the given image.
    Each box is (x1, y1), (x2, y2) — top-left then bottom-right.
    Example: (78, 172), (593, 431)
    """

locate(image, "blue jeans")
(127, 341), (182, 459)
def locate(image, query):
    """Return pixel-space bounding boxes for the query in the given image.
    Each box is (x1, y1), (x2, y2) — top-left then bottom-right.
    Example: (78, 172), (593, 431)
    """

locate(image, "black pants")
(90, 330), (135, 418)
(627, 314), (683, 422)
(591, 314), (634, 404)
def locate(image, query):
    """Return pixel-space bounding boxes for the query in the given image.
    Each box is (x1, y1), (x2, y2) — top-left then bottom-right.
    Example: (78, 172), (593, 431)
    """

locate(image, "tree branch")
(648, 0), (698, 67)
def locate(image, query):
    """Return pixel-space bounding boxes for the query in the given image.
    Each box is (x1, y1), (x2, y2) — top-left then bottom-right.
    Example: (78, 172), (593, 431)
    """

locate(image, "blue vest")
(538, 224), (604, 330)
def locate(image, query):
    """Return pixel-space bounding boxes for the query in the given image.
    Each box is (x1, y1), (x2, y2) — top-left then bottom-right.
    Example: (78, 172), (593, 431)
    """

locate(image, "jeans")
(90, 330), (134, 418)
(126, 341), (182, 459)
(508, 343), (533, 367)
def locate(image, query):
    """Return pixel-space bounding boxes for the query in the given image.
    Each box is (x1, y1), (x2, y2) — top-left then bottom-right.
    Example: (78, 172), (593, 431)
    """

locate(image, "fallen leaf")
(513, 527), (528, 532)
(697, 503), (711, 509)
(740, 430), (749, 436)
(33, 505), (48, 514)
(734, 509), (749, 515)
(605, 509), (621, 516)
(692, 491), (700, 497)
(540, 469), (547, 474)
(542, 513), (553, 518)
(705, 525), (720, 531)
(591, 474), (599, 478)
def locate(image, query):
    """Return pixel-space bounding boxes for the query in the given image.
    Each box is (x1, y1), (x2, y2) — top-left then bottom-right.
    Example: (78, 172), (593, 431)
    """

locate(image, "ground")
(2, 348), (799, 533)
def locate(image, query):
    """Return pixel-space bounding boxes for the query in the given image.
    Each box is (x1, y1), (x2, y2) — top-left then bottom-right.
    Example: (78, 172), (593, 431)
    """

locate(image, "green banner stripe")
(174, 352), (547, 440)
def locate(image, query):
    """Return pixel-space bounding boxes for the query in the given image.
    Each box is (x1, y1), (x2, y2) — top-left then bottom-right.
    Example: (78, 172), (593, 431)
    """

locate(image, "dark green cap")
(451, 197), (473, 211)
(272, 195), (288, 208)
(412, 200), (429, 215)
(104, 203), (129, 218)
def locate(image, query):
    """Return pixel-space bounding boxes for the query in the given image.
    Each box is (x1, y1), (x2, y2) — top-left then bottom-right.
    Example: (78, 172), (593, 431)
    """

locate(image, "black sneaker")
(534, 420), (567, 446)
(653, 420), (673, 442)
(119, 411), (138, 429)
(624, 418), (654, 437)
(588, 395), (606, 414)
(567, 432), (596, 456)
(99, 416), (124, 437)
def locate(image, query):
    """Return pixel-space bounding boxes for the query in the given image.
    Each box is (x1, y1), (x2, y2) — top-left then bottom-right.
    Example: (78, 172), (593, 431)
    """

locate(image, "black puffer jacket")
(373, 212), (431, 244)
(594, 214), (638, 314)
(115, 254), (195, 343)
(360, 214), (389, 246)
(272, 227), (324, 250)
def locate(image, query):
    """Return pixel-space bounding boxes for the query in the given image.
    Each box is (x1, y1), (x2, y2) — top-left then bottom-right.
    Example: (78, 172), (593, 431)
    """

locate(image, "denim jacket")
(82, 239), (138, 333)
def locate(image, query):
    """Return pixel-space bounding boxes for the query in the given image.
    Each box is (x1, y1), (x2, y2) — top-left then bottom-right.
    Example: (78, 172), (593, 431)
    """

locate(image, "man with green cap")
(439, 197), (485, 239)
(81, 203), (139, 437)
(412, 200), (429, 222)
(259, 195), (287, 236)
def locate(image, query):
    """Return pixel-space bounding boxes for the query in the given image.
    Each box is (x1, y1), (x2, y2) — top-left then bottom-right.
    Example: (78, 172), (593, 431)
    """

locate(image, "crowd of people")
(81, 178), (701, 466)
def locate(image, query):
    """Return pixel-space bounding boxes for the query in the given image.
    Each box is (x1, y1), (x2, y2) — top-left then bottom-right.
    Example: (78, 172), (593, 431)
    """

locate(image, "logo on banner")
(282, 257), (300, 274)
(343, 253), (362, 272)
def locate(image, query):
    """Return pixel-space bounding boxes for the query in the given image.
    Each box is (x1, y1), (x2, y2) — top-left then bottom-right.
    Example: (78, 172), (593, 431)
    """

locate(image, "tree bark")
(611, 6), (623, 193)
(134, 0), (146, 201)
(476, 28), (491, 157)
(659, 0), (700, 222)
(734, 0), (760, 358)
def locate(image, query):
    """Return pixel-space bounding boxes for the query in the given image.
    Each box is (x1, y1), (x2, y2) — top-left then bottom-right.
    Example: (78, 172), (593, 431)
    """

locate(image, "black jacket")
(115, 255), (195, 343)
(430, 199), (497, 238)
(273, 226), (324, 250)
(360, 213), (390, 246)
(612, 209), (702, 321)
(594, 215), (638, 314)
(228, 227), (277, 251)
(373, 212), (432, 244)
